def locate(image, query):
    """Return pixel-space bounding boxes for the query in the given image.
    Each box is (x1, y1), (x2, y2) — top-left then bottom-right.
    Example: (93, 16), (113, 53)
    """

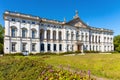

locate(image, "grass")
(1, 53), (120, 79)
(0, 55), (95, 80)
(44, 54), (120, 79)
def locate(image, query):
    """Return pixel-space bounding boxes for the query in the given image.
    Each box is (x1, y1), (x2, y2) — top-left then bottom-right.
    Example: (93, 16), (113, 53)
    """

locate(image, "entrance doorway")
(77, 45), (81, 51)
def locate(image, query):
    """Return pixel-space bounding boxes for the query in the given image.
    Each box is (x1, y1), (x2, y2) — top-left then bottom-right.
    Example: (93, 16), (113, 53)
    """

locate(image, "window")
(48, 44), (51, 51)
(41, 43), (44, 51)
(32, 43), (36, 51)
(41, 23), (44, 26)
(71, 32), (74, 40)
(12, 43), (16, 52)
(67, 44), (69, 51)
(53, 31), (56, 41)
(54, 44), (56, 51)
(32, 22), (35, 24)
(22, 29), (27, 38)
(22, 20), (26, 23)
(66, 31), (69, 40)
(11, 18), (15, 21)
(22, 43), (26, 51)
(76, 31), (79, 40)
(59, 44), (62, 51)
(72, 45), (74, 51)
(81, 33), (84, 41)
(59, 31), (62, 41)
(11, 28), (16, 37)
(32, 30), (36, 38)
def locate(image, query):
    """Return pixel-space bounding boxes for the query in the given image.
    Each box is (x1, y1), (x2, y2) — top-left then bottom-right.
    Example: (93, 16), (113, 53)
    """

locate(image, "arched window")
(31, 29), (36, 39)
(47, 30), (50, 41)
(76, 31), (79, 40)
(81, 33), (84, 41)
(66, 31), (69, 40)
(40, 29), (44, 41)
(59, 31), (62, 41)
(71, 31), (74, 40)
(95, 36), (97, 43)
(40, 43), (44, 51)
(72, 45), (74, 51)
(22, 28), (27, 38)
(11, 27), (17, 37)
(53, 31), (56, 41)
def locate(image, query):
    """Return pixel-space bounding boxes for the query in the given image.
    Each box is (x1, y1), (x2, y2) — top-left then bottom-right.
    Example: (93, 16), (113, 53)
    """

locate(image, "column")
(51, 43), (53, 52)
(81, 44), (84, 53)
(37, 24), (40, 38)
(44, 42), (47, 52)
(56, 30), (58, 40)
(50, 29), (53, 40)
(57, 43), (59, 53)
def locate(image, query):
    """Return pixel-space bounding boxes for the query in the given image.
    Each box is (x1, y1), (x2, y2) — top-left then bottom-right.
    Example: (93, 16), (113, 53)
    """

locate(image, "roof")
(65, 17), (89, 29)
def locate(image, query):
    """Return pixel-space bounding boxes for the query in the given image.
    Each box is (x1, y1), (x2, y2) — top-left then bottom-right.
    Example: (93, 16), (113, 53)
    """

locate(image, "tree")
(114, 35), (120, 52)
(0, 24), (4, 44)
(0, 24), (4, 54)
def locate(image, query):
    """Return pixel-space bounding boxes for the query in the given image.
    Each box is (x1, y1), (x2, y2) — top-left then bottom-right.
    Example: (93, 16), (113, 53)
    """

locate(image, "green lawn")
(1, 54), (120, 80)
(44, 54), (120, 79)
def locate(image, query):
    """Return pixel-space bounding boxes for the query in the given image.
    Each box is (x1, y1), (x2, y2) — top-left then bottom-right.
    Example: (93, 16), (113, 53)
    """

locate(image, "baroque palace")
(4, 11), (114, 54)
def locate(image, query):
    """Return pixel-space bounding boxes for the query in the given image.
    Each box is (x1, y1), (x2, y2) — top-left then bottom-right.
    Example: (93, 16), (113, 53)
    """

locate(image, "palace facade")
(4, 11), (114, 54)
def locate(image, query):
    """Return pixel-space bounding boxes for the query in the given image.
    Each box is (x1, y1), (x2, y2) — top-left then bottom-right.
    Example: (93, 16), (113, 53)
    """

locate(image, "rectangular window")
(22, 20), (26, 23)
(22, 43), (26, 51)
(12, 18), (15, 21)
(54, 44), (56, 51)
(32, 43), (36, 51)
(32, 22), (35, 24)
(12, 43), (16, 52)
(48, 44), (51, 51)
(11, 28), (16, 37)
(59, 44), (62, 51)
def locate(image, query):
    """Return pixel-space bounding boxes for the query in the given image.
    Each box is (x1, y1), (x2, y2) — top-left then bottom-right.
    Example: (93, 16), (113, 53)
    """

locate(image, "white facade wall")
(4, 11), (114, 54)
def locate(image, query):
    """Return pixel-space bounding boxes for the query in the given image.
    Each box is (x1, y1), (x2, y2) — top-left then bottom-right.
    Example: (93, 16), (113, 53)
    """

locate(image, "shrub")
(84, 50), (100, 53)
(29, 52), (57, 56)
(0, 56), (95, 80)
(4, 53), (23, 56)
(75, 50), (81, 53)
(59, 51), (74, 55)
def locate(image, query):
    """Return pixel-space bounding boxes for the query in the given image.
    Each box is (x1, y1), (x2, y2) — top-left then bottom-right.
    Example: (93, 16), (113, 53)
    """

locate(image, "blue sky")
(1, 0), (120, 36)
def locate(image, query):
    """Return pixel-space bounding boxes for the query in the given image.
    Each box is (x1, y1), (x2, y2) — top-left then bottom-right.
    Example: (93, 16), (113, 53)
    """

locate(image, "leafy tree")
(0, 24), (4, 54)
(0, 43), (3, 54)
(114, 35), (120, 52)
(0, 24), (4, 44)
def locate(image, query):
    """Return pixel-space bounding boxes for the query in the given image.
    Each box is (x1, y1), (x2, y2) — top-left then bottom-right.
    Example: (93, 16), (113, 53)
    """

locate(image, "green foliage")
(59, 51), (74, 55)
(0, 43), (3, 54)
(75, 50), (81, 53)
(114, 35), (120, 52)
(0, 24), (4, 44)
(29, 52), (57, 56)
(0, 56), (94, 80)
(4, 53), (23, 56)
(84, 50), (100, 53)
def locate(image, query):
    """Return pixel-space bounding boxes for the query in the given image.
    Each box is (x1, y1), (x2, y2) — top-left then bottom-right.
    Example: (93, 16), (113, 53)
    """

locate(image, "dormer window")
(32, 22), (35, 24)
(48, 24), (50, 27)
(41, 23), (44, 26)
(11, 19), (15, 22)
(22, 20), (26, 23)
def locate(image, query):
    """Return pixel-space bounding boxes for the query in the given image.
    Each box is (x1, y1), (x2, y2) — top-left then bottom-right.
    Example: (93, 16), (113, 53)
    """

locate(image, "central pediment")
(66, 17), (89, 28)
